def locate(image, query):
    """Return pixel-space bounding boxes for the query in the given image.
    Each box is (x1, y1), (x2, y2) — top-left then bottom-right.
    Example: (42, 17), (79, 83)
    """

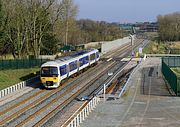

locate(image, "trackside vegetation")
(0, 0), (125, 59)
(172, 68), (180, 78)
(143, 41), (169, 54)
(0, 68), (39, 90)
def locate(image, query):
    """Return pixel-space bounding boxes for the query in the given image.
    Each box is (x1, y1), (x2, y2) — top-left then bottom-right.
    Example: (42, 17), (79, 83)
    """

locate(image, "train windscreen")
(41, 67), (58, 77)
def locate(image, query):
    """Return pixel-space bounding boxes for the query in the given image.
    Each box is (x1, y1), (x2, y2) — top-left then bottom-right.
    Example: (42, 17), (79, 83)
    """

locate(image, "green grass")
(0, 68), (40, 90)
(143, 41), (169, 54)
(0, 55), (15, 60)
(171, 68), (180, 78)
(144, 32), (158, 38)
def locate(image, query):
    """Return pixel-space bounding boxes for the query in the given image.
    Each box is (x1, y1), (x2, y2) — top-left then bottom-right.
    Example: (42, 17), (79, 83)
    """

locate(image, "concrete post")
(74, 117), (77, 127)
(82, 109), (85, 120)
(87, 105), (89, 115)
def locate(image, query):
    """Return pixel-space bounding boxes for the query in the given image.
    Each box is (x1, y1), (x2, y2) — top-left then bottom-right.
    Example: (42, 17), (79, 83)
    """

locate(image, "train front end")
(40, 66), (60, 88)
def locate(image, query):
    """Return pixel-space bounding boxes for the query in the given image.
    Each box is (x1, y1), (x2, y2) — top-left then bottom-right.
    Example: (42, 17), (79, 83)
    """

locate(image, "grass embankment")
(0, 55), (15, 60)
(169, 41), (180, 49)
(143, 40), (169, 54)
(143, 40), (180, 54)
(171, 68), (180, 78)
(144, 32), (158, 39)
(0, 68), (40, 90)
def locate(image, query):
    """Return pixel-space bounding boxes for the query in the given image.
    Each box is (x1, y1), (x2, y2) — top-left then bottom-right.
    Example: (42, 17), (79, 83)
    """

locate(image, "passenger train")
(40, 48), (100, 88)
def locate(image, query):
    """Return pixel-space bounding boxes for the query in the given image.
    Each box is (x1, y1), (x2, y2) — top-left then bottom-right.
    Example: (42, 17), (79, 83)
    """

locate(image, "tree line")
(157, 12), (180, 41)
(0, 0), (125, 59)
(77, 19), (125, 43)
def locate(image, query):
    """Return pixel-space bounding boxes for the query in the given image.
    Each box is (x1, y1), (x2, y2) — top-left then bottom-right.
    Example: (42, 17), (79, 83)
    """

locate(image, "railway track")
(0, 60), (113, 126)
(50, 39), (146, 126)
(33, 62), (118, 127)
(0, 38), (145, 126)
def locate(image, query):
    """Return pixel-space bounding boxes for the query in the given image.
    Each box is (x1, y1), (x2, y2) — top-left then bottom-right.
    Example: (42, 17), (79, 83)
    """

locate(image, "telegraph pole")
(129, 34), (134, 58)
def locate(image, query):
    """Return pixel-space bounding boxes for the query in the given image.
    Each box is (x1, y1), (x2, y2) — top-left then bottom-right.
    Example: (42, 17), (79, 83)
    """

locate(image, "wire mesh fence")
(0, 59), (48, 70)
(170, 49), (180, 54)
(162, 57), (180, 67)
(162, 57), (180, 96)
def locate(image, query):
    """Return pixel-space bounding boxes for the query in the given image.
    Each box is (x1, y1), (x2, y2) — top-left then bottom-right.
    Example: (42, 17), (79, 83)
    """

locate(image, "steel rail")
(0, 38), (144, 126)
(17, 63), (117, 127)
(0, 61), (109, 125)
(40, 38), (144, 127)
(0, 57), (106, 118)
(61, 39), (146, 126)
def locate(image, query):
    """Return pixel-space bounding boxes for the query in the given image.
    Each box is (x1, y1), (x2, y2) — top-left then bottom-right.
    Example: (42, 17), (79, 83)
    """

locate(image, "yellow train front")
(40, 48), (100, 88)
(40, 65), (60, 88)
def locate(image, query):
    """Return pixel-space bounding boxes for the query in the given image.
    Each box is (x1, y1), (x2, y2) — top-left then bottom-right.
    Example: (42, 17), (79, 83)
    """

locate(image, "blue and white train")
(40, 48), (100, 88)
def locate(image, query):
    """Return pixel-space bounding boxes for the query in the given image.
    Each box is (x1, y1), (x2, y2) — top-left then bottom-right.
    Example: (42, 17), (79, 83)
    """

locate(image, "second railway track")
(0, 38), (146, 127)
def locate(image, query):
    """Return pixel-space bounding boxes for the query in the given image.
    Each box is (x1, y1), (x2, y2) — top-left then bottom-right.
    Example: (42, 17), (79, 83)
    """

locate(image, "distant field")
(145, 32), (158, 38)
(143, 41), (168, 54)
(0, 55), (14, 60)
(0, 68), (40, 90)
(170, 42), (180, 49)
(171, 68), (180, 77)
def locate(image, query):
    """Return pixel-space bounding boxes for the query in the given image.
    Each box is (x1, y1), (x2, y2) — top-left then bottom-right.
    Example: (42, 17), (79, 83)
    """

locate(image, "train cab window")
(41, 67), (58, 77)
(79, 58), (84, 67)
(79, 56), (88, 67)
(96, 52), (99, 58)
(60, 65), (67, 76)
(90, 53), (96, 61)
(69, 61), (77, 71)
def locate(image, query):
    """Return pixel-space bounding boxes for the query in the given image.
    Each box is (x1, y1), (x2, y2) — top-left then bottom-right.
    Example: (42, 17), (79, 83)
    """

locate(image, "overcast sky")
(74, 0), (180, 23)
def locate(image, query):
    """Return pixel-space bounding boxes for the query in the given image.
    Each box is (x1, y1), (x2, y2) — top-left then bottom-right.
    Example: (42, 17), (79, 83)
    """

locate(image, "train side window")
(79, 58), (84, 67)
(90, 53), (96, 60)
(60, 65), (67, 76)
(85, 56), (89, 64)
(96, 52), (99, 58)
(69, 61), (77, 71)
(79, 56), (89, 67)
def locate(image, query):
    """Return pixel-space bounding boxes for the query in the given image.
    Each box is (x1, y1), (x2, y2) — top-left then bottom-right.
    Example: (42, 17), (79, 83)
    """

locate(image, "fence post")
(82, 109), (85, 121)
(2, 59), (3, 70)
(86, 105), (89, 116)
(79, 111), (82, 123)
(73, 117), (77, 127)
(77, 114), (80, 126)
(23, 59), (24, 68)
(1, 90), (4, 97)
(0, 91), (2, 98)
(9, 87), (11, 94)
(40, 59), (42, 67)
(168, 57), (169, 66)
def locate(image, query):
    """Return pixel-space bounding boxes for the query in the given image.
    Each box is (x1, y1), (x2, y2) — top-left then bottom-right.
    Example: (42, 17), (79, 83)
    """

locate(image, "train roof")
(56, 48), (98, 61)
(41, 48), (98, 67)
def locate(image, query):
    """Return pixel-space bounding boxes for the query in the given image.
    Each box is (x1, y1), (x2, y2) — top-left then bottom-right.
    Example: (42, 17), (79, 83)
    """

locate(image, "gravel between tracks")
(0, 61), (113, 126)
(0, 39), (145, 127)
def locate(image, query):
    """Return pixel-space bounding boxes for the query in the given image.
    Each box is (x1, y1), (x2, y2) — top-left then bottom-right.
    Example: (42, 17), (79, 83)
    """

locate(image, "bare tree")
(157, 12), (180, 41)
(59, 0), (78, 45)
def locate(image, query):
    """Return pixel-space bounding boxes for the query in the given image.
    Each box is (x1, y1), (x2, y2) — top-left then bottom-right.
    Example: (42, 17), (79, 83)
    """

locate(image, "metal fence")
(162, 57), (180, 67)
(162, 57), (180, 96)
(62, 97), (100, 127)
(0, 76), (40, 98)
(0, 59), (48, 70)
(170, 49), (180, 54)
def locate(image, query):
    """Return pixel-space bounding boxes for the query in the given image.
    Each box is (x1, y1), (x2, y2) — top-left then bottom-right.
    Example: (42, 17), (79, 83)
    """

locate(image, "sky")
(74, 0), (180, 23)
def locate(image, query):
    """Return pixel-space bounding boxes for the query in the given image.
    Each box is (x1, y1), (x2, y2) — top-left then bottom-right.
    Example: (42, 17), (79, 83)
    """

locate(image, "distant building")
(134, 22), (158, 32)
(119, 24), (133, 32)
(120, 22), (158, 33)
